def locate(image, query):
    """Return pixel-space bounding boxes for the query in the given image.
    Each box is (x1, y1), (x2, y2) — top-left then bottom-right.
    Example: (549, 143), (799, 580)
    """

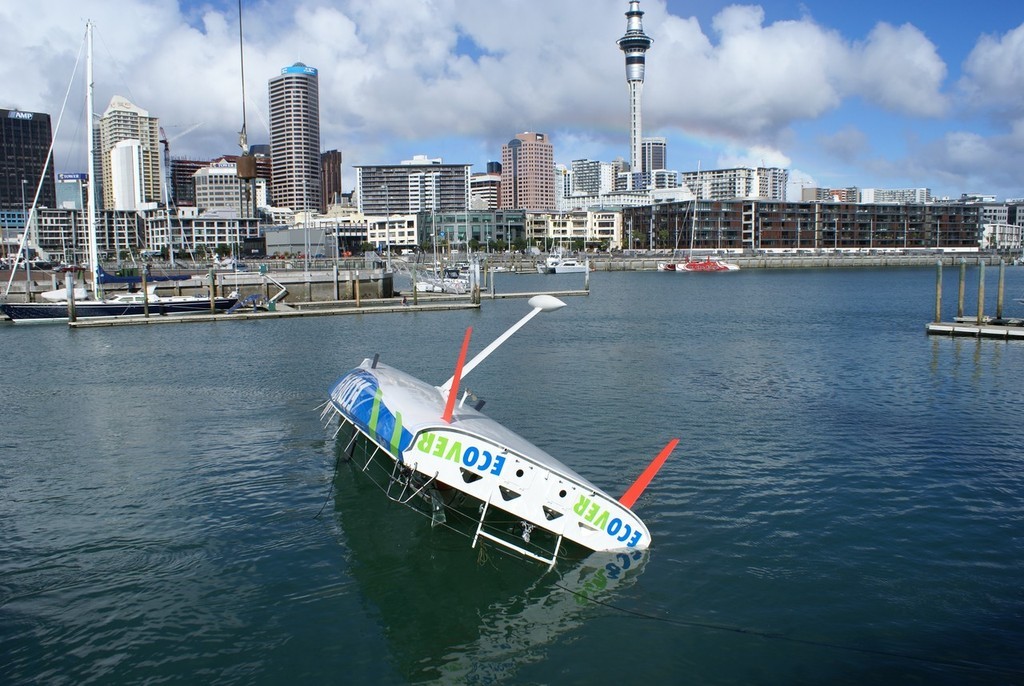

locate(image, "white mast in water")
(86, 21), (101, 299)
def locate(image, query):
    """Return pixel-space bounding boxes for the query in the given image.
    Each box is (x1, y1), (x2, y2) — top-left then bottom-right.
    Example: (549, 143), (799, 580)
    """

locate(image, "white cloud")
(847, 22), (948, 117)
(818, 127), (869, 163)
(2, 1), (1019, 199)
(716, 144), (791, 170)
(960, 22), (1024, 115)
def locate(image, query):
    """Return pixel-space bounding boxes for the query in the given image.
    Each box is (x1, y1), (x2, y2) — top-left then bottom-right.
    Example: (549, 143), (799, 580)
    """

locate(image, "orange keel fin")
(619, 438), (679, 509)
(442, 327), (473, 423)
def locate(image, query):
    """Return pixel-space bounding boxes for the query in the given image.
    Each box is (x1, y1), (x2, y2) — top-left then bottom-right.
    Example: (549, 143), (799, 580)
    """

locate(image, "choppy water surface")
(2, 266), (1023, 684)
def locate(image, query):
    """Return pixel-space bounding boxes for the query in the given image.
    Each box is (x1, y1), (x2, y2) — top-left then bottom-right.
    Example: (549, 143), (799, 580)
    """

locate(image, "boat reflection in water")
(330, 429), (649, 683)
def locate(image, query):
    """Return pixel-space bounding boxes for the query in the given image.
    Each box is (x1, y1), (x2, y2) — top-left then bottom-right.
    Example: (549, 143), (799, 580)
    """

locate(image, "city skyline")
(1, 0), (1021, 202)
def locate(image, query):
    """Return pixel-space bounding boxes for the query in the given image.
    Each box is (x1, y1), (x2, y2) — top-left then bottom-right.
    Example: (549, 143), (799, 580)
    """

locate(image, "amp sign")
(6, 110), (34, 120)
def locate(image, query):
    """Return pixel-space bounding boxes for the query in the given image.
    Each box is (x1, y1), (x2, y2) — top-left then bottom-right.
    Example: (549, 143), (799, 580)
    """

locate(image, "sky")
(2, 0), (1023, 202)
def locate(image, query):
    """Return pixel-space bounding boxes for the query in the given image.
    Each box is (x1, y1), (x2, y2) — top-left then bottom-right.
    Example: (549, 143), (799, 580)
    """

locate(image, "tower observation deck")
(617, 1), (652, 176)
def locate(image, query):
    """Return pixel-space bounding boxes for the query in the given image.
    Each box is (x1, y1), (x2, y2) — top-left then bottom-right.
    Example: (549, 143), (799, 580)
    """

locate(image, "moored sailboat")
(1, 23), (239, 323)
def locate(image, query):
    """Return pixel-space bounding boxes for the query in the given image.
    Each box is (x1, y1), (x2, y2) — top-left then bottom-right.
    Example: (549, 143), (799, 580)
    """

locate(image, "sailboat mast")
(85, 21), (100, 298)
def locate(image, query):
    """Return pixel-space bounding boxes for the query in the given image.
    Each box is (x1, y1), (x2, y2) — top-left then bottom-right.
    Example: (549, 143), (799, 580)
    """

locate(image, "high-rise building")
(571, 159), (617, 196)
(109, 139), (144, 210)
(193, 159), (268, 214)
(680, 167), (788, 201)
(470, 167), (501, 210)
(321, 149), (342, 212)
(268, 62), (321, 212)
(860, 188), (931, 204)
(169, 158), (209, 207)
(56, 173), (88, 210)
(1, 109), (56, 213)
(617, 1), (652, 176)
(355, 156), (470, 215)
(500, 132), (555, 211)
(641, 137), (666, 178)
(96, 96), (162, 210)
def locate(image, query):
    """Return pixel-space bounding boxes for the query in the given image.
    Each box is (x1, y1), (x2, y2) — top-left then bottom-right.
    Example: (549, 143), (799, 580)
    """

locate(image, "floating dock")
(64, 288), (590, 328)
(67, 300), (478, 328)
(926, 258), (1024, 340)
(926, 320), (1024, 340)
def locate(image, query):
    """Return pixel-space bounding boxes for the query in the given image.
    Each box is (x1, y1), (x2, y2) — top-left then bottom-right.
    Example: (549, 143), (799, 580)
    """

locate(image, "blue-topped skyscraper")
(617, 1), (652, 179)
(268, 62), (321, 212)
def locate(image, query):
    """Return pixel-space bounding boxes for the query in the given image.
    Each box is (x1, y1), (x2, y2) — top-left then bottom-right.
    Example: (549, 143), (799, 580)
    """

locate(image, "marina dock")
(926, 320), (1024, 340)
(926, 258), (1024, 340)
(64, 287), (590, 328)
(66, 300), (479, 328)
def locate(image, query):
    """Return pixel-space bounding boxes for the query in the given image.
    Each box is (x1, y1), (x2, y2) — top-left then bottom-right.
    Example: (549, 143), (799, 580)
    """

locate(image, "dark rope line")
(313, 446), (343, 520)
(553, 583), (1023, 677)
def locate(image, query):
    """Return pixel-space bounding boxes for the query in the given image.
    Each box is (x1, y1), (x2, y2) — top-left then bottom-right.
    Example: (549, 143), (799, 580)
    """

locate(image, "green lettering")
(445, 441), (463, 462)
(433, 436), (449, 457)
(593, 510), (610, 530)
(585, 503), (600, 523)
(574, 495), (591, 516)
(416, 432), (435, 453)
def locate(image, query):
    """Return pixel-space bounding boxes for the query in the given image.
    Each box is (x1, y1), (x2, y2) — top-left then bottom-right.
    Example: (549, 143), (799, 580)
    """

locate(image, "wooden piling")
(208, 268), (216, 314)
(142, 269), (150, 317)
(997, 259), (1005, 319)
(934, 260), (942, 324)
(957, 259), (966, 318)
(975, 261), (985, 325)
(66, 272), (77, 322)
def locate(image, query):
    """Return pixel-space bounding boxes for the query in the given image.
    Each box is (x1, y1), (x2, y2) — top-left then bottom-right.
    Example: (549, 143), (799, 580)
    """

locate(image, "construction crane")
(158, 123), (203, 266)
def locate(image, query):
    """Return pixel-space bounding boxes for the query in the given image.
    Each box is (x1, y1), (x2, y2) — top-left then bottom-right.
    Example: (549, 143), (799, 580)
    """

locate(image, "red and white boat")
(678, 256), (740, 272)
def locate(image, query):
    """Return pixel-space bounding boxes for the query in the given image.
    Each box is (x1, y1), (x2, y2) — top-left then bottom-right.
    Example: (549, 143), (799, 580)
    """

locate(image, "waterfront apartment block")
(144, 208), (261, 258)
(356, 157), (471, 216)
(525, 210), (622, 250)
(500, 132), (555, 211)
(413, 210), (527, 251)
(28, 207), (259, 263)
(622, 200), (983, 253)
(268, 63), (321, 212)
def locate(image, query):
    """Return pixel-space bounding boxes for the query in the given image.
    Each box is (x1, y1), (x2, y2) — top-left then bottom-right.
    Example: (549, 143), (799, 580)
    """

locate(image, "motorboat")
(537, 250), (589, 274)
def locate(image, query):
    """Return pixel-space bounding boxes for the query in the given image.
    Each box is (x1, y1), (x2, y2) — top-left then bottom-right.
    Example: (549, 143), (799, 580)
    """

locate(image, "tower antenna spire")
(617, 1), (652, 183)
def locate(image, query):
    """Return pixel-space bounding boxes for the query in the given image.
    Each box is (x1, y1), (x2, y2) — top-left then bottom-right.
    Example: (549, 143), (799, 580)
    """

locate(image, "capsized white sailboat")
(322, 295), (678, 568)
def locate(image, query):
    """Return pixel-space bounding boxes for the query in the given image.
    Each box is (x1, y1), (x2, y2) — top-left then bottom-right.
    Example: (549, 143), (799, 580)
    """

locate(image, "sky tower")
(617, 1), (652, 176)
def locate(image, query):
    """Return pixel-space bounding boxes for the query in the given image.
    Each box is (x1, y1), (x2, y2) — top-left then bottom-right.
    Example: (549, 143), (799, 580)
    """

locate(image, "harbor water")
(2, 267), (1023, 684)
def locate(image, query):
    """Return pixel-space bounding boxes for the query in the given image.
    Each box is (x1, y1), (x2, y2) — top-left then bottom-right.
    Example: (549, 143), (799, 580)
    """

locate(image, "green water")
(2, 267), (1023, 684)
